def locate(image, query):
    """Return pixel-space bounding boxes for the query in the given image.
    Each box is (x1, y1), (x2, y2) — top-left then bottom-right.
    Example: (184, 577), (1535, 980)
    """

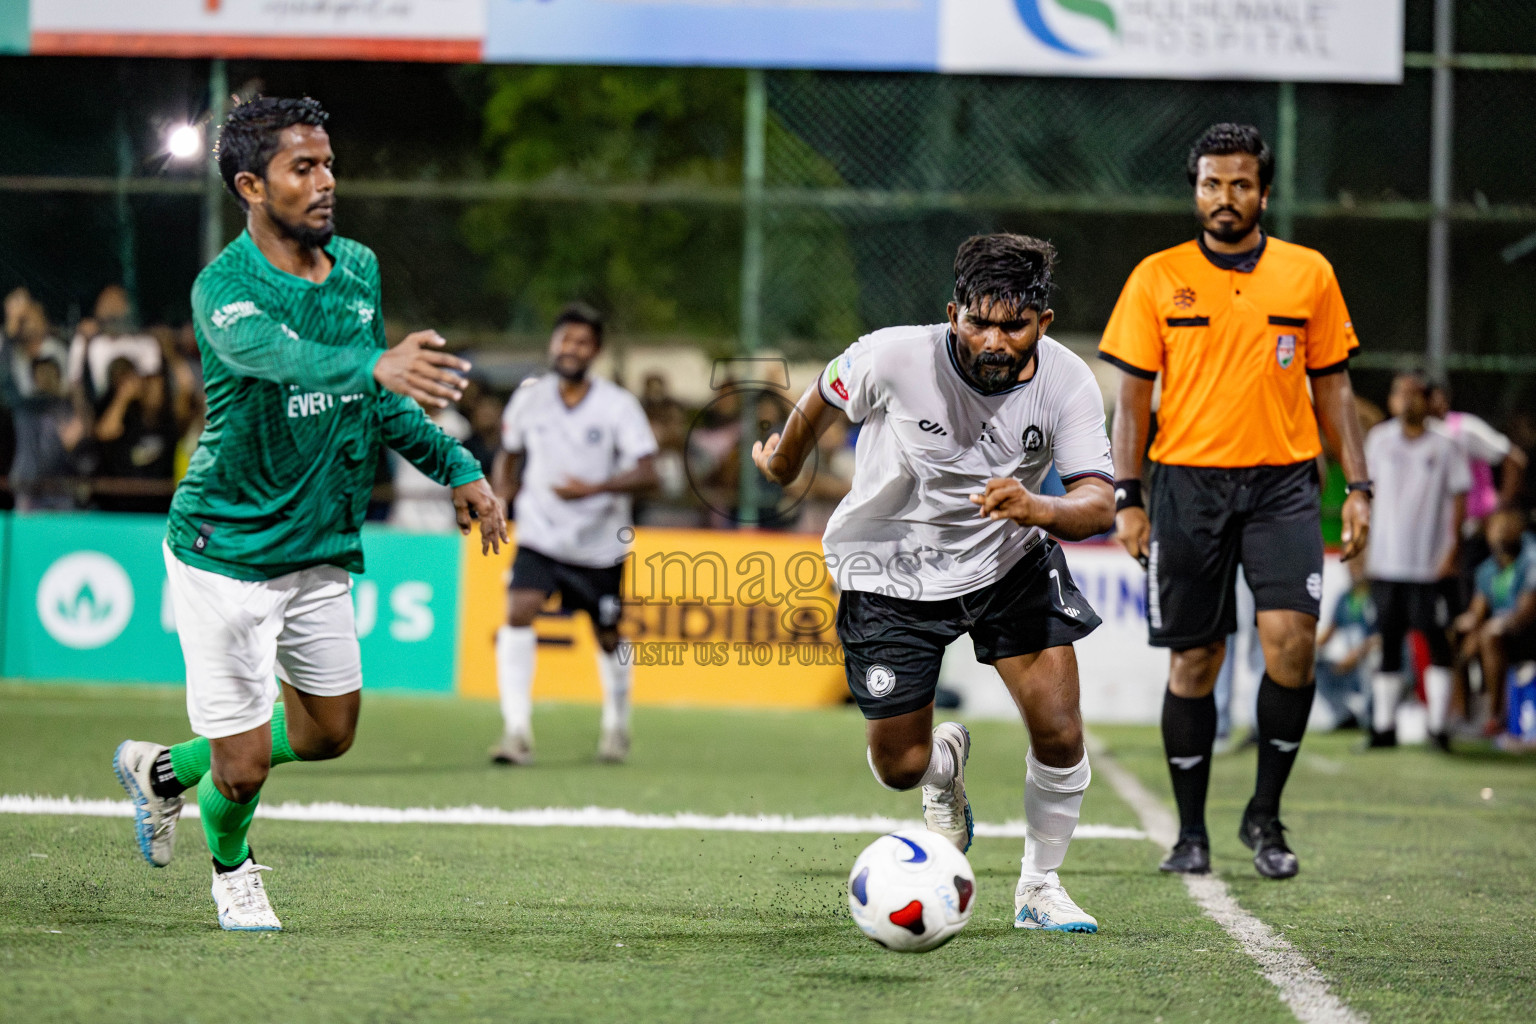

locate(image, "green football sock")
(269, 702), (303, 767)
(167, 700), (302, 787)
(197, 773), (258, 868)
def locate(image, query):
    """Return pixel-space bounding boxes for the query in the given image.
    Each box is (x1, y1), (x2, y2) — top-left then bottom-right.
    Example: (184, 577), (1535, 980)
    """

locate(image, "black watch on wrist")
(1344, 480), (1374, 500)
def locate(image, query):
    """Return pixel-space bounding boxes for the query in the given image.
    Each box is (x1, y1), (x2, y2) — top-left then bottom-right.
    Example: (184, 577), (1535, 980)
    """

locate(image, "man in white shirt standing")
(491, 304), (659, 765)
(1365, 370), (1471, 750)
(754, 234), (1115, 933)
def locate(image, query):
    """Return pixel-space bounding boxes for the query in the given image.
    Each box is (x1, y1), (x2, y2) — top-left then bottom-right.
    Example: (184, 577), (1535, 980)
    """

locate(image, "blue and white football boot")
(1015, 871), (1099, 933)
(112, 740), (182, 867)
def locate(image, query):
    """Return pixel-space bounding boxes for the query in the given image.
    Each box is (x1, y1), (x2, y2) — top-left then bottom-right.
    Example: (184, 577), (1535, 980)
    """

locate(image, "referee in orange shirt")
(1101, 123), (1372, 880)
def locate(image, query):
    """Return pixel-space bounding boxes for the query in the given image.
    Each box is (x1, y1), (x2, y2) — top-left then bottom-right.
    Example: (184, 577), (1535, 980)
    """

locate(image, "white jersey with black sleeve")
(501, 374), (658, 568)
(818, 324), (1113, 601)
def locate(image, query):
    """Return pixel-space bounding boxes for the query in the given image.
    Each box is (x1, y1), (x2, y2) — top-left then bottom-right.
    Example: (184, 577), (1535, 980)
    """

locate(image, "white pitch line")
(0, 794), (1144, 840)
(1087, 741), (1366, 1024)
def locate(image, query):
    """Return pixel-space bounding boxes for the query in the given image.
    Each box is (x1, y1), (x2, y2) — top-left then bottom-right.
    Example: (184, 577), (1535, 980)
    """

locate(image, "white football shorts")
(162, 542), (363, 739)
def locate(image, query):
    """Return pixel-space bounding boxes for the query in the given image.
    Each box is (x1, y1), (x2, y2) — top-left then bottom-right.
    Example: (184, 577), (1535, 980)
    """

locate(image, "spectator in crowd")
(4, 288), (70, 401)
(93, 355), (176, 512)
(1365, 370), (1469, 750)
(1453, 508), (1536, 739)
(635, 372), (700, 527)
(460, 382), (506, 481)
(68, 285), (161, 410)
(1314, 555), (1377, 731)
(389, 400), (473, 532)
(11, 355), (89, 510)
(1429, 383), (1527, 524)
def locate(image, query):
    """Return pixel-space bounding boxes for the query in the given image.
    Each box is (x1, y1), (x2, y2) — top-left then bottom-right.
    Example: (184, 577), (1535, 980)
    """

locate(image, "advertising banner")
(2, 513), (460, 692)
(456, 527), (848, 708)
(29, 0), (485, 61)
(938, 0), (1405, 83)
(483, 0), (939, 71)
(17, 0), (1404, 82)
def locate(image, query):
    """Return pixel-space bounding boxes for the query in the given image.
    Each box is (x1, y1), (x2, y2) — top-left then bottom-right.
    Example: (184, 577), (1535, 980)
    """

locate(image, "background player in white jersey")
(1365, 370), (1470, 750)
(490, 304), (659, 765)
(754, 234), (1115, 933)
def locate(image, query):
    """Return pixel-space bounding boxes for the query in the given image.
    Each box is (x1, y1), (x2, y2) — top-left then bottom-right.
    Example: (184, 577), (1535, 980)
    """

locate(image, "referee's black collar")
(1197, 229), (1267, 273)
(945, 330), (1037, 397)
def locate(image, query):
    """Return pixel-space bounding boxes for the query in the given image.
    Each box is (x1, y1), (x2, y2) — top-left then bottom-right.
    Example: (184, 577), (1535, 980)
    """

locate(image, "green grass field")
(1, 683), (1533, 1024)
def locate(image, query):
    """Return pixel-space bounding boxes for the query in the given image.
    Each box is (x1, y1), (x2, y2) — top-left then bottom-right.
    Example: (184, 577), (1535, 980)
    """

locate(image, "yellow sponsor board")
(457, 527), (847, 708)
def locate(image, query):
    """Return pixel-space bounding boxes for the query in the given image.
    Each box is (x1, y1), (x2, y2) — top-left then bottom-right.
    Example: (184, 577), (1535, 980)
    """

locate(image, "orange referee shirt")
(1098, 234), (1358, 468)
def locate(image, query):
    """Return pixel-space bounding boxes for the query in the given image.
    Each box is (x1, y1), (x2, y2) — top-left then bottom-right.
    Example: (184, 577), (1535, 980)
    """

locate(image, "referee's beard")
(1198, 204), (1260, 246)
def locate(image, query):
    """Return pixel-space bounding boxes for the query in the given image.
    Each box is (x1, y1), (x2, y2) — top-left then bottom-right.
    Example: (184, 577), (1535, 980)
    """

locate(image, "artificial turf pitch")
(1, 683), (1532, 1024)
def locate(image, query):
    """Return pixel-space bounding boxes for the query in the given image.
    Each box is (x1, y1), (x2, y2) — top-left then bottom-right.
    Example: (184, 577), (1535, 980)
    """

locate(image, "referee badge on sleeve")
(1276, 335), (1297, 369)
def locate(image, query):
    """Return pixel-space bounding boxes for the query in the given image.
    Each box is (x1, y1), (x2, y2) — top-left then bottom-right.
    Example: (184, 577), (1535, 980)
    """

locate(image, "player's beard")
(1199, 204), (1260, 245)
(958, 339), (1035, 394)
(272, 204), (335, 249)
(553, 354), (587, 383)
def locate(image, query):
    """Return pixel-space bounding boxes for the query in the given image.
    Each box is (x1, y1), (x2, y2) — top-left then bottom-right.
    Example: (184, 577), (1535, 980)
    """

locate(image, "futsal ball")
(847, 828), (976, 952)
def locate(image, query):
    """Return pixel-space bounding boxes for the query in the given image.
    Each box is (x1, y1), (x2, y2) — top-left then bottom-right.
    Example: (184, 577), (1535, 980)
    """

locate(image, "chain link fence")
(2, 0), (1535, 422)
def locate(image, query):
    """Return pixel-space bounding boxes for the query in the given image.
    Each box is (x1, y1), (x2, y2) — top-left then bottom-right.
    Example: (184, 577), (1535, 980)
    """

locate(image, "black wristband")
(1114, 479), (1144, 512)
(1345, 479), (1374, 500)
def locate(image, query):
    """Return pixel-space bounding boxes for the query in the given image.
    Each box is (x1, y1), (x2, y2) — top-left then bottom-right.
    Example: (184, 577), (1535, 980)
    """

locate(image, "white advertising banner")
(942, 544), (1351, 724)
(939, 0), (1404, 83)
(30, 0), (485, 59)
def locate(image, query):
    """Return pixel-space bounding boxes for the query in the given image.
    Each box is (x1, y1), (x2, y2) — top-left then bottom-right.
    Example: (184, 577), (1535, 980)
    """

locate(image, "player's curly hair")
(952, 234), (1056, 316)
(215, 96), (330, 210)
(1186, 122), (1274, 188)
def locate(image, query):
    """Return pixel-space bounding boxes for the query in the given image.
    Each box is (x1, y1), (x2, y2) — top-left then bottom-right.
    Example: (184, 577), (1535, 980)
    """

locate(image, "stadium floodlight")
(166, 124), (202, 161)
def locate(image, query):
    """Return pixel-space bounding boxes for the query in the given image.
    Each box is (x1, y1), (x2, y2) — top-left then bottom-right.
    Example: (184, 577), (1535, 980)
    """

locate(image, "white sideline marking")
(1087, 740), (1366, 1024)
(0, 795), (1145, 840)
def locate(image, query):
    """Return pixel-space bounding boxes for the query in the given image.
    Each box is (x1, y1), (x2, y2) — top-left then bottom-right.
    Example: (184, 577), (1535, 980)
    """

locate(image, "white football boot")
(596, 727), (631, 764)
(922, 722), (973, 852)
(1014, 872), (1098, 933)
(212, 859), (282, 932)
(112, 740), (183, 867)
(489, 731), (534, 766)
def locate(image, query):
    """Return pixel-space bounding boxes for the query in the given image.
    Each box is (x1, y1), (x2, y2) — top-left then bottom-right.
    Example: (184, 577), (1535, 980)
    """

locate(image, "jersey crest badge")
(1022, 425), (1044, 452)
(1276, 334), (1297, 369)
(825, 354), (852, 402)
(1172, 287), (1196, 310)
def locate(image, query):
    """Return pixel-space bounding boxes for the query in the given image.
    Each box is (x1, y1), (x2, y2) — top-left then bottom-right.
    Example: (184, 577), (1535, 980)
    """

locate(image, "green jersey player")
(111, 97), (507, 931)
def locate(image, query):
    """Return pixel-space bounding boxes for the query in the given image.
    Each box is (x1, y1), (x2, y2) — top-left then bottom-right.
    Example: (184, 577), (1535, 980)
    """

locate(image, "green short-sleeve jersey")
(168, 231), (483, 581)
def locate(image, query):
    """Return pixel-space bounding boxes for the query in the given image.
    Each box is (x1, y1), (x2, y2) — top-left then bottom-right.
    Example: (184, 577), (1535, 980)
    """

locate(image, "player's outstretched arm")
(453, 478), (510, 555)
(753, 380), (843, 486)
(970, 476), (1114, 541)
(1312, 369), (1371, 562)
(372, 331), (470, 410)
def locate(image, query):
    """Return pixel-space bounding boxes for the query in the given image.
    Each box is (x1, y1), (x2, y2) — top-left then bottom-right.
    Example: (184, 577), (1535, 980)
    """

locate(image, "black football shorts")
(1146, 460), (1324, 650)
(510, 546), (625, 630)
(837, 539), (1101, 720)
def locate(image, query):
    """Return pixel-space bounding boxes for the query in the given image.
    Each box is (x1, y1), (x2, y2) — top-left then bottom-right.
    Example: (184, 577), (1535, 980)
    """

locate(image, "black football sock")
(1250, 674), (1315, 819)
(1161, 689), (1217, 839)
(150, 749), (187, 799)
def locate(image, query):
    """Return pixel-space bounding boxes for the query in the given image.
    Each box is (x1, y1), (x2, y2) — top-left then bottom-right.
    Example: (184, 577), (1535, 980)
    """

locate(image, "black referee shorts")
(837, 540), (1101, 720)
(1146, 460), (1324, 650)
(510, 546), (625, 630)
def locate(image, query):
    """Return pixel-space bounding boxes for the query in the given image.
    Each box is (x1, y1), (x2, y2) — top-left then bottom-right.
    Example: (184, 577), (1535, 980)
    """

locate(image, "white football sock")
(1019, 750), (1091, 886)
(1424, 665), (1452, 735)
(496, 625), (536, 737)
(1372, 671), (1404, 733)
(918, 736), (956, 790)
(597, 645), (632, 733)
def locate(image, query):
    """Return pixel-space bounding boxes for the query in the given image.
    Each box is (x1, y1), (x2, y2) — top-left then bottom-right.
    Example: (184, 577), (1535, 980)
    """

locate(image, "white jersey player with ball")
(755, 234), (1116, 933)
(490, 304), (658, 766)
